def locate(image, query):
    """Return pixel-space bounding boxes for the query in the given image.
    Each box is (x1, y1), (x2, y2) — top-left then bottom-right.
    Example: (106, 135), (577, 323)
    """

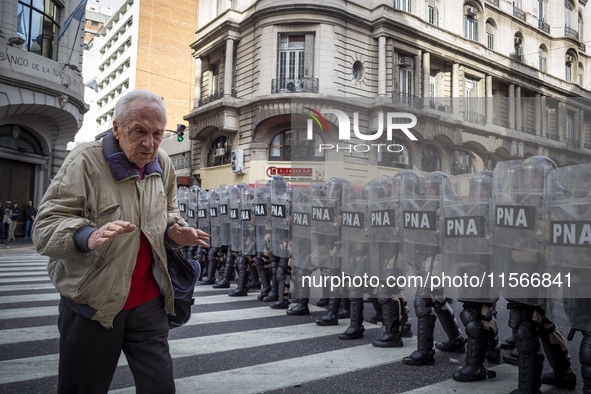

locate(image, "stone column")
(452, 63), (459, 114)
(223, 38), (235, 97)
(486, 75), (492, 125)
(194, 57), (202, 106)
(422, 51), (430, 108)
(515, 85), (521, 131)
(378, 36), (386, 97)
(508, 84), (515, 130)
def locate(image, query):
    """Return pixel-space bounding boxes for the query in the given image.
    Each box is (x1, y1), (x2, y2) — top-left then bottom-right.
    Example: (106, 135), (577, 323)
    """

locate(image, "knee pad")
(414, 297), (433, 318)
(464, 320), (485, 339)
(508, 305), (534, 330)
(460, 307), (482, 328)
(515, 322), (540, 355)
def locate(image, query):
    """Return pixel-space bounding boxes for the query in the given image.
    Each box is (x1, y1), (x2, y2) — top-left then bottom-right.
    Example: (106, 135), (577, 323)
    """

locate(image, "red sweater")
(122, 165), (161, 310)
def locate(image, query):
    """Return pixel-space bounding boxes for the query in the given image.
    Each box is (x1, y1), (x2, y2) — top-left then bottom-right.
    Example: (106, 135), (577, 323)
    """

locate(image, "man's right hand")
(88, 221), (137, 251)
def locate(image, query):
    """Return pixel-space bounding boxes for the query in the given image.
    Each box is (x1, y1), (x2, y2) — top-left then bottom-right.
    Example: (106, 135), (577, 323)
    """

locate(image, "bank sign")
(303, 107), (418, 152)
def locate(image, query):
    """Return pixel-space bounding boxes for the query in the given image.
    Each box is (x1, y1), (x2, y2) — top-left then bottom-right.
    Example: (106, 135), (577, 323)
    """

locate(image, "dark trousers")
(57, 296), (175, 394)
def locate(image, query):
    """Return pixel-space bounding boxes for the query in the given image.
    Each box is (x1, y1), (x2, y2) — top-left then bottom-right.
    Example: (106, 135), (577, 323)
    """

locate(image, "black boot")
(486, 316), (501, 364)
(403, 314), (436, 366)
(366, 298), (383, 324)
(270, 258), (290, 309)
(248, 263), (261, 290)
(229, 256), (249, 297)
(510, 354), (544, 394)
(400, 297), (412, 338)
(337, 298), (350, 319)
(453, 320), (488, 382)
(316, 298), (339, 326)
(262, 257), (279, 302)
(434, 301), (466, 353)
(504, 347), (519, 365)
(287, 298), (310, 315)
(373, 299), (403, 348)
(200, 248), (218, 285)
(540, 325), (576, 390)
(339, 298), (365, 340)
(213, 253), (235, 288)
(255, 253), (272, 300)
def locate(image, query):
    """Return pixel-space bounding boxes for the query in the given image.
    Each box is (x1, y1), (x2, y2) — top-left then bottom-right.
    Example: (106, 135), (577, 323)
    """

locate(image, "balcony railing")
(565, 26), (579, 40)
(513, 4), (526, 21)
(566, 139), (580, 149)
(429, 100), (451, 113)
(271, 78), (319, 93)
(393, 91), (422, 109)
(522, 127), (537, 135)
(197, 89), (237, 107)
(510, 53), (524, 62)
(584, 143), (591, 149)
(492, 118), (511, 128)
(579, 43), (587, 52)
(538, 20), (550, 34)
(486, 0), (499, 7)
(463, 111), (486, 125)
(548, 133), (560, 141)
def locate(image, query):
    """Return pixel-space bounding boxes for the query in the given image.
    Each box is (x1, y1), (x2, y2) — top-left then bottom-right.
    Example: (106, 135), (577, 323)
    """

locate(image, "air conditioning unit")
(566, 55), (575, 63)
(231, 149), (244, 173)
(214, 148), (226, 157)
(398, 155), (409, 165)
(399, 57), (413, 67)
(466, 6), (478, 16)
(514, 37), (523, 46)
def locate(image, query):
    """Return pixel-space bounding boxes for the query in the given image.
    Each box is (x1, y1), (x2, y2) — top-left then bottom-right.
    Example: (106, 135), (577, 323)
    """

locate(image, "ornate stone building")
(186, 0), (591, 189)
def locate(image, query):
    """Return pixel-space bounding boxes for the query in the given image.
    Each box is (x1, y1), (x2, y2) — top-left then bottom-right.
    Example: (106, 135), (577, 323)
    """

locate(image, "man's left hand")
(167, 223), (209, 247)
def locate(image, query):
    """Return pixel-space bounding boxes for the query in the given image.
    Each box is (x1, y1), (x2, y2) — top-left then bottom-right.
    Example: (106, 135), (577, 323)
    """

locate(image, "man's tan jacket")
(33, 134), (186, 328)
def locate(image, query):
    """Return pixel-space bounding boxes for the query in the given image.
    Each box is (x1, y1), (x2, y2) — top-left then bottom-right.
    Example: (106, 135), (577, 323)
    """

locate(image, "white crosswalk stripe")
(0, 254), (557, 393)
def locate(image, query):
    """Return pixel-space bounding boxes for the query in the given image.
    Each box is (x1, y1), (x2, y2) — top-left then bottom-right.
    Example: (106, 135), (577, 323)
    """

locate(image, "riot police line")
(176, 157), (590, 393)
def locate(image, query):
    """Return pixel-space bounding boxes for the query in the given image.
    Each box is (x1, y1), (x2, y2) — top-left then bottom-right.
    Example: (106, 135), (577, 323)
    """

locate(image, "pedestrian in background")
(33, 89), (209, 394)
(8, 202), (19, 242)
(0, 200), (6, 244)
(24, 201), (36, 238)
(2, 202), (11, 244)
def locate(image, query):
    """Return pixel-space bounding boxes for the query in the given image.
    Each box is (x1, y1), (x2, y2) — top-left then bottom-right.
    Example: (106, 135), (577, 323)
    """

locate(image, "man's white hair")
(114, 89), (167, 127)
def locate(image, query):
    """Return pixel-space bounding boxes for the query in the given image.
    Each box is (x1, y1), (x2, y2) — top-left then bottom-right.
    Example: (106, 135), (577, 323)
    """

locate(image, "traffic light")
(176, 124), (186, 142)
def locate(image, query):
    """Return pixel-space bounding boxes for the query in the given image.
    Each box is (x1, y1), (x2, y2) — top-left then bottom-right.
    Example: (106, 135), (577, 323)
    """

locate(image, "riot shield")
(340, 181), (369, 278)
(209, 188), (223, 248)
(401, 172), (454, 279)
(270, 176), (291, 258)
(240, 186), (257, 256)
(186, 186), (199, 228)
(310, 179), (344, 269)
(546, 163), (591, 331)
(219, 185), (231, 247)
(368, 176), (402, 283)
(254, 180), (272, 254)
(197, 190), (211, 247)
(442, 172), (496, 300)
(291, 187), (313, 271)
(229, 185), (244, 253)
(492, 158), (551, 304)
(177, 186), (189, 222)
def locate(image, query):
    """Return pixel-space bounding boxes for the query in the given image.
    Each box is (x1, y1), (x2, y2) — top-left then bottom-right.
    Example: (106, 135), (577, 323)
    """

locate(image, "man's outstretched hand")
(167, 223), (210, 247)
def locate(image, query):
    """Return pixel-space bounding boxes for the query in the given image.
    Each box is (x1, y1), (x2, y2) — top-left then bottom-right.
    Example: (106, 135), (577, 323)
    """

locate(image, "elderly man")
(33, 89), (208, 394)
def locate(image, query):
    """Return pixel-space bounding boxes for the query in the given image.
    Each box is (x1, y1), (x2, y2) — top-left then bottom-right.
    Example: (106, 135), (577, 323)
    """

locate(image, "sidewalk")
(0, 237), (39, 256)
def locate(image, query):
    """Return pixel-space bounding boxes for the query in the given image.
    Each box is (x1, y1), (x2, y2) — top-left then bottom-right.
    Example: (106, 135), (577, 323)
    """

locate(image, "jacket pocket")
(95, 204), (121, 228)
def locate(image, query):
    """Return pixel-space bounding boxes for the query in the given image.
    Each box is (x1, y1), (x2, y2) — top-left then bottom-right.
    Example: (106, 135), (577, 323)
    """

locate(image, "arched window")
(17, 0), (61, 60)
(269, 130), (325, 161)
(485, 21), (495, 50)
(513, 34), (524, 62)
(539, 45), (548, 72)
(421, 145), (441, 172)
(484, 155), (496, 171)
(464, 4), (479, 41)
(451, 149), (476, 175)
(0, 124), (44, 154)
(377, 139), (411, 168)
(565, 53), (576, 82)
(207, 136), (232, 167)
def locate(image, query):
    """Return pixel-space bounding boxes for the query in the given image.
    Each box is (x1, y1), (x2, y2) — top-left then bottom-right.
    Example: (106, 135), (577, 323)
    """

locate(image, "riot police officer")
(201, 188), (226, 285)
(402, 171), (466, 366)
(441, 171), (500, 382)
(493, 156), (575, 393)
(269, 175), (291, 309)
(253, 180), (274, 300)
(229, 185), (257, 296)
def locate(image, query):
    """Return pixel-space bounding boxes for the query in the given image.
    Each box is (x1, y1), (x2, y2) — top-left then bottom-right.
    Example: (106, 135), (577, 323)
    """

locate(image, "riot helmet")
(393, 170), (420, 198)
(270, 175), (288, 195)
(469, 170), (493, 200)
(519, 156), (556, 191)
(327, 178), (348, 200)
(420, 171), (452, 197)
(190, 185), (202, 194)
(311, 183), (327, 198)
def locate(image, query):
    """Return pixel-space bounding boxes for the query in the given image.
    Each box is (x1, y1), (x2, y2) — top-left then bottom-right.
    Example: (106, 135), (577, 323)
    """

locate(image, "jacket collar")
(102, 133), (162, 182)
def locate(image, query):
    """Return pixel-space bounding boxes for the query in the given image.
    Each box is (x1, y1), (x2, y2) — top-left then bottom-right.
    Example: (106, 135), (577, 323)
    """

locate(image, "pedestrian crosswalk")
(0, 254), (558, 393)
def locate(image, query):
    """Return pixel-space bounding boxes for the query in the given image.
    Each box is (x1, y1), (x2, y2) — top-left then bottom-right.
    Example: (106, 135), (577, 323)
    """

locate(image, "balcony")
(392, 91), (422, 109)
(548, 134), (560, 141)
(579, 43), (587, 52)
(429, 100), (451, 113)
(271, 78), (319, 94)
(510, 53), (524, 62)
(486, 0), (499, 7)
(565, 26), (579, 40)
(584, 143), (591, 149)
(513, 4), (526, 22)
(463, 111), (486, 126)
(492, 118), (511, 128)
(566, 139), (580, 149)
(538, 20), (550, 34)
(197, 89), (237, 107)
(522, 127), (537, 135)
